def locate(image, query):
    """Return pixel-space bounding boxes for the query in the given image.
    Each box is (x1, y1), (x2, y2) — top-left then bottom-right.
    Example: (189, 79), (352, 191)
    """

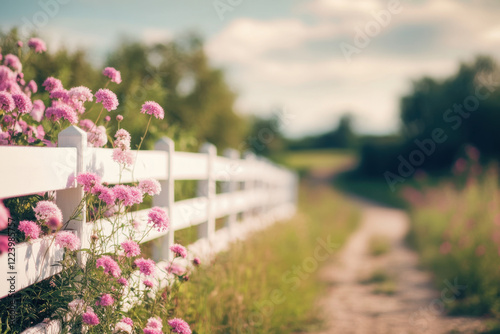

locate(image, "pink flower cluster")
(18, 220), (41, 239)
(134, 258), (156, 276)
(82, 307), (99, 325)
(102, 67), (122, 84)
(168, 318), (192, 334)
(55, 231), (81, 251)
(147, 207), (169, 232)
(96, 255), (122, 277)
(141, 101), (164, 120)
(98, 293), (114, 306)
(34, 200), (63, 224)
(77, 172), (102, 192)
(113, 185), (143, 207)
(170, 244), (187, 258)
(138, 179), (161, 196)
(143, 317), (163, 334)
(121, 240), (141, 257)
(28, 38), (47, 53)
(113, 128), (134, 166)
(95, 88), (119, 111)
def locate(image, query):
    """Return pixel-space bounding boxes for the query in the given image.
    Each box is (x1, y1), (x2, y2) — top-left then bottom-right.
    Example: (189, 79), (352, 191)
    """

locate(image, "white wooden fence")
(0, 125), (298, 333)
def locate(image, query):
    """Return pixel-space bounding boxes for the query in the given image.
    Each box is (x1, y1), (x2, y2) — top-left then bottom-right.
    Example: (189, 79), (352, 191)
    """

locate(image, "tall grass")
(407, 168), (500, 319)
(172, 181), (360, 333)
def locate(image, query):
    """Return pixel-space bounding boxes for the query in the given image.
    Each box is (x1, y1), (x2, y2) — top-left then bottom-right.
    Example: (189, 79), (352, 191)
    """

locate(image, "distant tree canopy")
(358, 55), (500, 177)
(0, 28), (247, 151)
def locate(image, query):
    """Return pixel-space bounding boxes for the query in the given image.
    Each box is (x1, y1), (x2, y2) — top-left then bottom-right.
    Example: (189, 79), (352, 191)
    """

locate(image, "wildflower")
(121, 317), (133, 327)
(0, 91), (15, 112)
(46, 216), (62, 230)
(134, 258), (156, 276)
(79, 119), (95, 131)
(31, 100), (45, 122)
(121, 240), (141, 257)
(45, 103), (78, 124)
(116, 115), (123, 121)
(168, 318), (192, 334)
(12, 93), (33, 114)
(42, 77), (63, 92)
(4, 54), (22, 72)
(117, 277), (129, 286)
(27, 80), (37, 94)
(105, 115), (111, 122)
(112, 148), (134, 166)
(0, 236), (9, 254)
(192, 257), (201, 266)
(439, 241), (451, 255)
(143, 279), (154, 288)
(88, 125), (108, 147)
(138, 179), (161, 196)
(143, 328), (162, 334)
(77, 172), (102, 192)
(114, 129), (131, 150)
(114, 322), (132, 333)
(170, 244), (187, 258)
(68, 299), (85, 315)
(28, 38), (47, 53)
(146, 317), (162, 329)
(167, 264), (186, 276)
(34, 200), (63, 223)
(93, 184), (116, 206)
(0, 200), (10, 231)
(18, 220), (41, 240)
(141, 101), (164, 119)
(50, 89), (69, 100)
(102, 67), (122, 84)
(98, 293), (114, 306)
(82, 307), (99, 325)
(68, 86), (93, 102)
(55, 231), (80, 251)
(96, 255), (122, 277)
(147, 207), (169, 232)
(113, 185), (143, 207)
(17, 41), (23, 48)
(95, 88), (119, 111)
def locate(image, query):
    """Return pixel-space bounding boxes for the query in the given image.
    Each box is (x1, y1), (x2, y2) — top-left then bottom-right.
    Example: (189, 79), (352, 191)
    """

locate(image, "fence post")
(197, 143), (216, 240)
(152, 137), (175, 261)
(222, 148), (239, 235)
(242, 151), (255, 222)
(56, 126), (87, 265)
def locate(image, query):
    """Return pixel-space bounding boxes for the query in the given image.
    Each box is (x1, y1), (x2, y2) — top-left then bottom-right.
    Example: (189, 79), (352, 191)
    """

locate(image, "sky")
(2, 0), (500, 137)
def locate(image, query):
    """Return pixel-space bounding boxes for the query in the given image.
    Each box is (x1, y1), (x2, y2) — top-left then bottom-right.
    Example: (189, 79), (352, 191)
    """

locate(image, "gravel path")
(312, 201), (487, 334)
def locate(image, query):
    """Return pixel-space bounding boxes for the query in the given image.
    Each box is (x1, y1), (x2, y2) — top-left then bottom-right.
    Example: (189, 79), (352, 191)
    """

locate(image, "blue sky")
(2, 0), (500, 137)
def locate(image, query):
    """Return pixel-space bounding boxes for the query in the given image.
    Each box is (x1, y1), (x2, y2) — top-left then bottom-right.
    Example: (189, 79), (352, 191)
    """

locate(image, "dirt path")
(312, 201), (487, 334)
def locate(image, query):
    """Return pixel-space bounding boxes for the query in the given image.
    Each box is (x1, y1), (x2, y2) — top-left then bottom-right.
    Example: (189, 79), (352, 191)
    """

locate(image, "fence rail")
(0, 125), (297, 333)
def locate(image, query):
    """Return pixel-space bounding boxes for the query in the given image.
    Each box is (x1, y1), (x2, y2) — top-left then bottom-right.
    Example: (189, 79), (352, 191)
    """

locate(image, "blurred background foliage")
(1, 28), (248, 153)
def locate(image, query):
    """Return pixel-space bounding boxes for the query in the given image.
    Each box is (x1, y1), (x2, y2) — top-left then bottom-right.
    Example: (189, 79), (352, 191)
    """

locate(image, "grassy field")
(170, 149), (360, 333)
(272, 149), (355, 174)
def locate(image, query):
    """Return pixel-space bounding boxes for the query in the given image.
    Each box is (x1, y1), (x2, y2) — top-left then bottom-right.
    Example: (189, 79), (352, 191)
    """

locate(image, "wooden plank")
(0, 146), (77, 198)
(171, 152), (207, 180)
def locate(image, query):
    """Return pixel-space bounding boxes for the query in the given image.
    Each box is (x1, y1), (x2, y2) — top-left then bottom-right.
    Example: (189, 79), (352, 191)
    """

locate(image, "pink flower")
(77, 172), (102, 192)
(0, 200), (10, 231)
(170, 244), (187, 258)
(117, 277), (129, 286)
(46, 216), (62, 230)
(93, 185), (116, 206)
(79, 119), (95, 131)
(17, 41), (23, 48)
(112, 148), (134, 166)
(143, 279), (153, 288)
(193, 257), (201, 266)
(141, 101), (164, 120)
(168, 318), (192, 334)
(138, 179), (161, 196)
(55, 231), (80, 251)
(98, 293), (114, 306)
(34, 200), (63, 223)
(96, 255), (122, 277)
(116, 115), (123, 121)
(104, 115), (111, 122)
(68, 299), (85, 315)
(12, 93), (33, 114)
(4, 54), (22, 72)
(146, 317), (162, 329)
(31, 100), (45, 122)
(88, 125), (108, 147)
(102, 67), (122, 84)
(121, 317), (133, 327)
(68, 86), (93, 102)
(95, 88), (119, 111)
(42, 77), (63, 92)
(82, 307), (99, 325)
(45, 103), (78, 124)
(50, 89), (69, 100)
(113, 185), (143, 206)
(0, 236), (9, 254)
(27, 80), (37, 93)
(18, 220), (41, 240)
(134, 258), (156, 276)
(114, 129), (131, 150)
(439, 241), (452, 255)
(147, 207), (169, 232)
(114, 322), (132, 333)
(143, 328), (162, 334)
(167, 264), (186, 276)
(0, 91), (15, 112)
(121, 240), (141, 257)
(28, 38), (47, 53)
